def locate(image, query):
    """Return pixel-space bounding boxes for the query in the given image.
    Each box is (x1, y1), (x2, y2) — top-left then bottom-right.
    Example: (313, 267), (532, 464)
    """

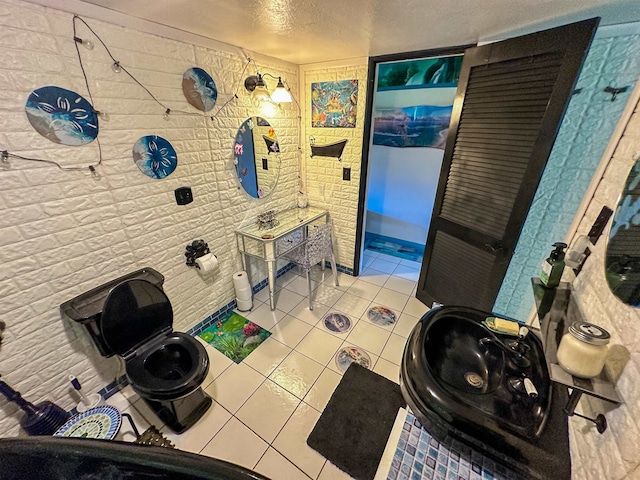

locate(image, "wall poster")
(311, 80), (358, 128)
(373, 55), (463, 148)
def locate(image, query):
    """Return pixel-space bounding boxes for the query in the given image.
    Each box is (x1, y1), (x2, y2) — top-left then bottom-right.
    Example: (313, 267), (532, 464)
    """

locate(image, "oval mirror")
(234, 116), (280, 198)
(605, 157), (640, 306)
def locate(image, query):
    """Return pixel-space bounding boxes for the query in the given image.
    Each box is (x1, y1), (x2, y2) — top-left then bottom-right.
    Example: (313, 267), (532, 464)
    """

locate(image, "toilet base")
(141, 387), (212, 434)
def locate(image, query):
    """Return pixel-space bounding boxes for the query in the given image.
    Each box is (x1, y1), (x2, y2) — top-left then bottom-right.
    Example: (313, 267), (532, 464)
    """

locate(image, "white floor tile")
(364, 249), (379, 257)
(347, 278), (382, 301)
(129, 396), (165, 427)
(243, 337), (292, 376)
(296, 327), (344, 365)
(197, 342), (234, 389)
(290, 300), (330, 325)
(372, 288), (409, 312)
(200, 416), (268, 470)
(393, 312), (420, 338)
(303, 368), (342, 412)
(369, 258), (398, 274)
(373, 358), (400, 384)
(392, 264), (420, 281)
(318, 460), (355, 479)
(333, 293), (371, 319)
(380, 333), (407, 366)
(384, 275), (416, 295)
(330, 272), (357, 288)
(345, 321), (391, 356)
(277, 269), (299, 287)
(254, 287), (270, 303)
(376, 252), (402, 264)
(285, 274), (319, 296)
(269, 350), (324, 399)
(361, 255), (375, 269)
(359, 268), (391, 287)
(403, 296), (429, 318)
(246, 303), (287, 330)
(270, 315), (314, 348)
(115, 403), (153, 443)
(236, 379), (300, 443)
(205, 362), (265, 413)
(255, 447), (311, 480)
(272, 403), (326, 479)
(163, 400), (231, 454)
(400, 258), (422, 268)
(312, 283), (345, 307)
(273, 289), (306, 313)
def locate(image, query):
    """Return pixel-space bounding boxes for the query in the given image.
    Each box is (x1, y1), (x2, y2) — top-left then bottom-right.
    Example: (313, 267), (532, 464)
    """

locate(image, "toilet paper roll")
(235, 285), (252, 301)
(196, 253), (218, 273)
(233, 271), (251, 291)
(236, 297), (253, 312)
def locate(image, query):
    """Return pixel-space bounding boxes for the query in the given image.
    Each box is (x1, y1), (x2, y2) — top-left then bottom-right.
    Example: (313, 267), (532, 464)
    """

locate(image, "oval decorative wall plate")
(182, 67), (218, 112)
(132, 135), (178, 179)
(25, 86), (98, 146)
(54, 405), (122, 440)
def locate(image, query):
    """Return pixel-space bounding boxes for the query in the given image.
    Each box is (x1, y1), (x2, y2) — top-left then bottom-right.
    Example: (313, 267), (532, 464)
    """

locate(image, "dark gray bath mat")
(307, 363), (406, 480)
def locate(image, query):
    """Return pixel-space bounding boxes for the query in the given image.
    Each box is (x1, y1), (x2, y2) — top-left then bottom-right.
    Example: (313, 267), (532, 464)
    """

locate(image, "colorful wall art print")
(25, 86), (98, 146)
(377, 56), (463, 90)
(132, 135), (177, 179)
(182, 67), (218, 112)
(311, 80), (358, 128)
(373, 105), (453, 148)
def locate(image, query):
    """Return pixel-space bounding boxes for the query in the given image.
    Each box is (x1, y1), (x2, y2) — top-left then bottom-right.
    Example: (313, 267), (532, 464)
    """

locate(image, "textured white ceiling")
(79, 0), (640, 64)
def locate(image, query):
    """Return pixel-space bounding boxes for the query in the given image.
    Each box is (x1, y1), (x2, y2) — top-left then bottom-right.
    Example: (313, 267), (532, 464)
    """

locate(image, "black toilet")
(61, 268), (212, 433)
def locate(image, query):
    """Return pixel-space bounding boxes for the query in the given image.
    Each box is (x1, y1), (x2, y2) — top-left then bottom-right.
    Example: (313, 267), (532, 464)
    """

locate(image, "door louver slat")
(440, 51), (562, 238)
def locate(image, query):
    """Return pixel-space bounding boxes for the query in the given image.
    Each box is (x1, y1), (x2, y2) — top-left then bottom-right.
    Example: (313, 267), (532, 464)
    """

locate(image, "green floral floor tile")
(199, 311), (270, 363)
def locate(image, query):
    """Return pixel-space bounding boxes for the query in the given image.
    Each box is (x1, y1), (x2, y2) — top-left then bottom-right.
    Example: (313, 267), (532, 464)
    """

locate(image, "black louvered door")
(416, 18), (599, 312)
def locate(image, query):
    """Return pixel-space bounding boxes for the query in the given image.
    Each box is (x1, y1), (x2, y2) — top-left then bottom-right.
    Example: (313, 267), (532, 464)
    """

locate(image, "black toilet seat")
(126, 333), (209, 401)
(101, 279), (209, 401)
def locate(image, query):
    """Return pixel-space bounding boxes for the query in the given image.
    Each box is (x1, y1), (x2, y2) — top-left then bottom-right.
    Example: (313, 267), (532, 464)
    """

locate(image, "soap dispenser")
(540, 242), (567, 288)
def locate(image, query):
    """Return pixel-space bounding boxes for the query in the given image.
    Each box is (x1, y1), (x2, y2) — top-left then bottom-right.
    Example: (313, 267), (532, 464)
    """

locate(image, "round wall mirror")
(605, 157), (640, 306)
(234, 117), (280, 198)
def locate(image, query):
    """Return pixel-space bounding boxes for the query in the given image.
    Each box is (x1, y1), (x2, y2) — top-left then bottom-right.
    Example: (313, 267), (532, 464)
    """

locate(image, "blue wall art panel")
(132, 135), (178, 179)
(25, 86), (98, 146)
(182, 67), (218, 112)
(311, 80), (358, 128)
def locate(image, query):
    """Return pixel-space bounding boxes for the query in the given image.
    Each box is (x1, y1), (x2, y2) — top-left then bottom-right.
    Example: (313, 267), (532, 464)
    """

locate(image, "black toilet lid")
(101, 279), (173, 356)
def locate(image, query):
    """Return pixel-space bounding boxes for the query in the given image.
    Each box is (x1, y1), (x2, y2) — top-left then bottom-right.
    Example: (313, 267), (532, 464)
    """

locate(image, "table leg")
(268, 260), (277, 310)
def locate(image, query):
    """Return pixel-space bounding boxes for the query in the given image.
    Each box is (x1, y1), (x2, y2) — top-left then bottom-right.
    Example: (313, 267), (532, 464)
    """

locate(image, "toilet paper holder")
(185, 240), (210, 269)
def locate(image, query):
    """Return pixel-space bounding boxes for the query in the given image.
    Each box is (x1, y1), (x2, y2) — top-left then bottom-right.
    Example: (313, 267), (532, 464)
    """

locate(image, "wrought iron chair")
(283, 222), (339, 310)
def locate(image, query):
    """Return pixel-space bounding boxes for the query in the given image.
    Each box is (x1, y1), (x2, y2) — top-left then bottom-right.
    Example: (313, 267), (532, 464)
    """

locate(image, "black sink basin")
(400, 306), (570, 479)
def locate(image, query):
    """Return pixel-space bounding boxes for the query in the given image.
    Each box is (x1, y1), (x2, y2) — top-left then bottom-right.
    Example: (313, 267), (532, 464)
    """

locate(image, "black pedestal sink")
(400, 306), (570, 479)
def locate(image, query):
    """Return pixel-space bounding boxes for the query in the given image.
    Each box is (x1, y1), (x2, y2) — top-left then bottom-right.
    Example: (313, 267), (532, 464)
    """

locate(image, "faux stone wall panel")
(0, 0), (298, 437)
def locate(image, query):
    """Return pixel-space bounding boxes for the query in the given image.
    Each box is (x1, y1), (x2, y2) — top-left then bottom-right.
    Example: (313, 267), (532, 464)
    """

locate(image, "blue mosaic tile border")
(387, 411), (524, 480)
(96, 261), (353, 400)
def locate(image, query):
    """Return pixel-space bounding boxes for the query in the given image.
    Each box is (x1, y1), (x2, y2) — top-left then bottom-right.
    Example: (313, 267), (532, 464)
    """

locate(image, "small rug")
(199, 311), (270, 363)
(307, 363), (406, 480)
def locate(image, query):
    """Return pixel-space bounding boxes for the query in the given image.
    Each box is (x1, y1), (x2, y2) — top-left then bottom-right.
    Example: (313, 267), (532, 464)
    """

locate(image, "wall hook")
(604, 86), (629, 102)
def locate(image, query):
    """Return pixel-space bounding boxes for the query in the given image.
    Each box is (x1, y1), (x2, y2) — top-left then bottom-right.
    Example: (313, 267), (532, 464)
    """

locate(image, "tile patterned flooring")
(110, 250), (430, 480)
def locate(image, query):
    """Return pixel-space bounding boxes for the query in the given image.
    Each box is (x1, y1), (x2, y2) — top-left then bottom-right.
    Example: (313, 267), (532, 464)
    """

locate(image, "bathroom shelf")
(531, 278), (621, 404)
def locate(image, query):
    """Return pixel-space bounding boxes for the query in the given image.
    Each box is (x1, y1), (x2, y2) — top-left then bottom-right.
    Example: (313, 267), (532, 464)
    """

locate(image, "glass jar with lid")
(556, 321), (610, 378)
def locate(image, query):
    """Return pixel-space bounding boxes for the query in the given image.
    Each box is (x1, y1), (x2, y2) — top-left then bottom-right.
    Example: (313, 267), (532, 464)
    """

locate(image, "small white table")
(235, 206), (329, 310)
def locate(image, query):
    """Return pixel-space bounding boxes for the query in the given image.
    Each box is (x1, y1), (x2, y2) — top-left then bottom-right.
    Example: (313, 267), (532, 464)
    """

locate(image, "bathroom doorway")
(356, 46), (472, 274)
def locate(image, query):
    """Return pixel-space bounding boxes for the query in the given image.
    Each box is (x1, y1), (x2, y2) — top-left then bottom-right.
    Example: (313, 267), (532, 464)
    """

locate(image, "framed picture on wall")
(311, 80), (358, 128)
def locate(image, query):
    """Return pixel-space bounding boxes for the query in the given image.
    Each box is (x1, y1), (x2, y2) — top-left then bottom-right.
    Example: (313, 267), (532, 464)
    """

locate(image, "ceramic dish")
(54, 405), (121, 440)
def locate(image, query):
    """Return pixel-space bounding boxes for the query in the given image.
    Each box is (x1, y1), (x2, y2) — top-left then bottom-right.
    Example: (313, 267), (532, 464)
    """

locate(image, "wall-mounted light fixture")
(244, 72), (292, 103)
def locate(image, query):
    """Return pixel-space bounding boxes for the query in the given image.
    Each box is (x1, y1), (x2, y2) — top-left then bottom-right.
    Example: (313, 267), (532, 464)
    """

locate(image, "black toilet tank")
(60, 268), (165, 357)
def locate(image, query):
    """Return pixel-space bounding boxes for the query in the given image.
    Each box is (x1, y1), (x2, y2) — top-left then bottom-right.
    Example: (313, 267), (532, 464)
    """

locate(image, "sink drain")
(464, 372), (484, 389)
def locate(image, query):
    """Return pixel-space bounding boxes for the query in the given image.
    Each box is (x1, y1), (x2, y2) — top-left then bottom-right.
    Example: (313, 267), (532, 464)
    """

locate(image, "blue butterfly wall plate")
(132, 135), (178, 179)
(25, 86), (98, 146)
(182, 67), (218, 112)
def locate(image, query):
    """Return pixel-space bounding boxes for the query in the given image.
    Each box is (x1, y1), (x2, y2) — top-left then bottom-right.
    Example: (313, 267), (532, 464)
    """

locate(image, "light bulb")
(270, 77), (292, 103)
(111, 61), (122, 74)
(89, 165), (101, 180)
(0, 150), (10, 169)
(74, 36), (94, 50)
(163, 108), (171, 121)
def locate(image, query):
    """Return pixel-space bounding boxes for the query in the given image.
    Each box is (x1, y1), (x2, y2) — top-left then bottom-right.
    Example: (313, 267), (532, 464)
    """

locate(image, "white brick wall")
(300, 61), (368, 270)
(0, 0), (298, 436)
(569, 91), (640, 478)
